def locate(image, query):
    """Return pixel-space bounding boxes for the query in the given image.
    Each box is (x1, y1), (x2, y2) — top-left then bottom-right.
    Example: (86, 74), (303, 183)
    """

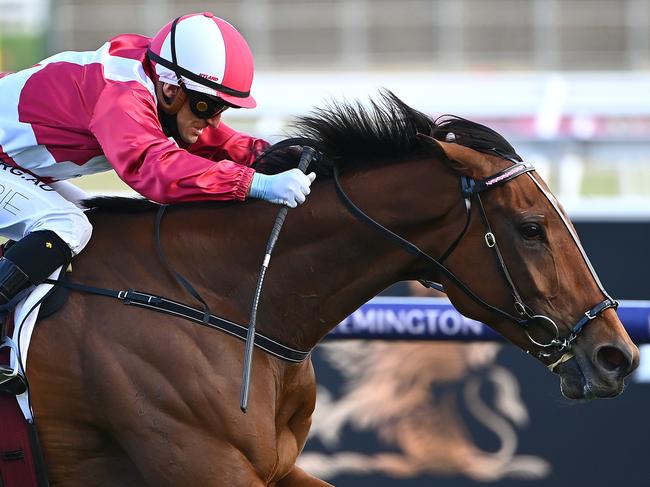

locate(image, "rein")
(332, 144), (617, 366)
(42, 137), (615, 373)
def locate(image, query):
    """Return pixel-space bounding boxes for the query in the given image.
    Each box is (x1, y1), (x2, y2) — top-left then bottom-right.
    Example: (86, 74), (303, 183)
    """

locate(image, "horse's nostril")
(596, 346), (628, 373)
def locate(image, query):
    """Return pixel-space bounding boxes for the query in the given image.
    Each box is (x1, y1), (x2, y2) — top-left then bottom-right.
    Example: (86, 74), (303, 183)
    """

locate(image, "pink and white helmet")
(148, 12), (256, 108)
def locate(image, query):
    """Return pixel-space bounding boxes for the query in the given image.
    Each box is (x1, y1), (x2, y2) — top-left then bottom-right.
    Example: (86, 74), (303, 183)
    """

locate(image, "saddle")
(0, 240), (70, 396)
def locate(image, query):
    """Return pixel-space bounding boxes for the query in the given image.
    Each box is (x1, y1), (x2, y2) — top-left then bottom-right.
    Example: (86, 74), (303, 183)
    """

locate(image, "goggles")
(184, 88), (235, 119)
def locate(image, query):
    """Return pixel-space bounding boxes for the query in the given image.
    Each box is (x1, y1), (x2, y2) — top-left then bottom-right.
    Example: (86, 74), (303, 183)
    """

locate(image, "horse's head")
(416, 133), (639, 400)
(268, 91), (637, 400)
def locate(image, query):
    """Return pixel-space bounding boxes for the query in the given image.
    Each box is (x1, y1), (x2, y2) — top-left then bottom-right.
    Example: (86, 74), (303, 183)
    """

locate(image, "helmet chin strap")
(156, 81), (186, 143)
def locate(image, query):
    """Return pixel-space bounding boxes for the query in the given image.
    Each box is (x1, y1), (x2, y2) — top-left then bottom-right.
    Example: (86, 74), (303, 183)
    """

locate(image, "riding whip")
(240, 146), (317, 413)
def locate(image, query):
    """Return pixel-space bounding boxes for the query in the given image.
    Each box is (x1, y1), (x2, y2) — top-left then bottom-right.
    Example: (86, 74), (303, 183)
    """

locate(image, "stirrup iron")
(0, 337), (20, 385)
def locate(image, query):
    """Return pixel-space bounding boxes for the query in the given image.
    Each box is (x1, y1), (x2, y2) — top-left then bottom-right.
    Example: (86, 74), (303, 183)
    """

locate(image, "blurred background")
(2, 1), (649, 486)
(2, 0), (650, 207)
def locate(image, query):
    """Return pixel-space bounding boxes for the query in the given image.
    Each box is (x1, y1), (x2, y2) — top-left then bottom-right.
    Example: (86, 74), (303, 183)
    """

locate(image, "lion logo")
(299, 341), (551, 482)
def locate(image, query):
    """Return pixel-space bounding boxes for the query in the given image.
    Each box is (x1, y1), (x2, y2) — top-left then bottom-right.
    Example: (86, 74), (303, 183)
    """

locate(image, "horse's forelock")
(431, 116), (522, 162)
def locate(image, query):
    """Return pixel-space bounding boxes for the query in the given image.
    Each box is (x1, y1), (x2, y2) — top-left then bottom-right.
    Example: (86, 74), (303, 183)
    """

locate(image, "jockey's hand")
(248, 169), (316, 208)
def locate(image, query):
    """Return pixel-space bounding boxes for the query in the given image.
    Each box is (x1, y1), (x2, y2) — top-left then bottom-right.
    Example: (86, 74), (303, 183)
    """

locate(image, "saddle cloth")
(0, 394), (48, 487)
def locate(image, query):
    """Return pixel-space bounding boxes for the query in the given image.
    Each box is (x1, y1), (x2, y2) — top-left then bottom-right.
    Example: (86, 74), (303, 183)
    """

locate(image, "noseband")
(333, 148), (617, 368)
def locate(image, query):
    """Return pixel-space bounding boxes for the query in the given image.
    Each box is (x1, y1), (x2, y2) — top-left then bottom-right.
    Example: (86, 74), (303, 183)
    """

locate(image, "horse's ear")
(416, 133), (447, 159)
(416, 133), (490, 179)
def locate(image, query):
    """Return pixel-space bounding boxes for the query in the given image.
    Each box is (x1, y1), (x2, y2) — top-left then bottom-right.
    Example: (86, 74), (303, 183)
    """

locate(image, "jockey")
(0, 12), (316, 324)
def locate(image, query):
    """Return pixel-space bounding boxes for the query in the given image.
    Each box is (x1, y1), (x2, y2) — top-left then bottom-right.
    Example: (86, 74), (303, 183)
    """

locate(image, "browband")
(462, 162), (535, 197)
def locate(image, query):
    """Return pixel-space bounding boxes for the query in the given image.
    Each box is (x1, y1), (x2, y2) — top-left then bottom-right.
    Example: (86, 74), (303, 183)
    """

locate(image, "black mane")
(83, 90), (521, 213)
(82, 196), (160, 212)
(81, 196), (236, 213)
(255, 90), (521, 176)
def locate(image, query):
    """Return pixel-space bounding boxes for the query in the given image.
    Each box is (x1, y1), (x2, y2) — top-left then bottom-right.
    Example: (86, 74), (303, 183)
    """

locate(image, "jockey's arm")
(49, 181), (91, 209)
(89, 83), (256, 204)
(186, 122), (269, 168)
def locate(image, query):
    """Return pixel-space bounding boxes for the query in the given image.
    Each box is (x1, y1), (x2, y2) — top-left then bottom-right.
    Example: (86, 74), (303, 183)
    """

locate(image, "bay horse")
(23, 92), (637, 486)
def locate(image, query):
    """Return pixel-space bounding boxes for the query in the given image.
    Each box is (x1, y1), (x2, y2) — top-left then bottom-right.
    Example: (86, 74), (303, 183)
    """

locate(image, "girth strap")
(43, 279), (311, 363)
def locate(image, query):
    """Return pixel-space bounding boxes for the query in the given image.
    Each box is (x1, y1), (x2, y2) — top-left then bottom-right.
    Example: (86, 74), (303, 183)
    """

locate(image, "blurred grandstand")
(2, 0), (649, 211)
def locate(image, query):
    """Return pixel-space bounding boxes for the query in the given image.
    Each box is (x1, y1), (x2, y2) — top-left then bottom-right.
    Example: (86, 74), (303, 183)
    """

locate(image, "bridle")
(332, 142), (618, 369)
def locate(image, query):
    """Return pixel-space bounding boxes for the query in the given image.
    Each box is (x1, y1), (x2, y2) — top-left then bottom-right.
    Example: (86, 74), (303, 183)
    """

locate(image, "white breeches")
(0, 168), (92, 255)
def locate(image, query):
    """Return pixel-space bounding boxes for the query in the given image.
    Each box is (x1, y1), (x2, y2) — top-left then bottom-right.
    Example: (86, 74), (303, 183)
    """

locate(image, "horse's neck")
(253, 157), (459, 350)
(84, 157), (458, 352)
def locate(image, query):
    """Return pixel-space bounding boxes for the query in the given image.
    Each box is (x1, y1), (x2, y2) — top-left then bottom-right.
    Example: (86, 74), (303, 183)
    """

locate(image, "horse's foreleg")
(275, 465), (334, 487)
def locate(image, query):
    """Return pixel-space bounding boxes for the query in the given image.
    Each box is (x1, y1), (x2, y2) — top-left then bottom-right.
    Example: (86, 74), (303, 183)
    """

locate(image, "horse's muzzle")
(555, 343), (637, 399)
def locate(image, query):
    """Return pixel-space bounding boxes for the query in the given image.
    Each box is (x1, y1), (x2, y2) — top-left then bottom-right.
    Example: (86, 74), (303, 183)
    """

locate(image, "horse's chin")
(555, 356), (595, 400)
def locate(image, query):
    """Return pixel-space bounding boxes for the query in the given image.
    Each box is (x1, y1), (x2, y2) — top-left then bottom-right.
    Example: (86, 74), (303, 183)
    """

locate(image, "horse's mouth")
(555, 355), (624, 400)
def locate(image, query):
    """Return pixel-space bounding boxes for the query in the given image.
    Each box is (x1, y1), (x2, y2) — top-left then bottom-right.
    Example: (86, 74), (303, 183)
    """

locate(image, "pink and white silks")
(0, 33), (267, 254)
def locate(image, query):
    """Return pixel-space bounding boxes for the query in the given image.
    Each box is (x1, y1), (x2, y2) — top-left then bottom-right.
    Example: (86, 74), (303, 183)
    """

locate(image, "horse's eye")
(520, 223), (543, 240)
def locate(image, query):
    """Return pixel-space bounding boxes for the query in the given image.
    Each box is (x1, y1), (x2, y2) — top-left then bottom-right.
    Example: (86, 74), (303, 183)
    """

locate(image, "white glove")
(248, 169), (316, 208)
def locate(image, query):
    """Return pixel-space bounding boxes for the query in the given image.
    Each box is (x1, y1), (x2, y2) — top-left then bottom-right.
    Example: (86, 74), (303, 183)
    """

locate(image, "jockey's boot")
(0, 230), (72, 394)
(0, 257), (32, 309)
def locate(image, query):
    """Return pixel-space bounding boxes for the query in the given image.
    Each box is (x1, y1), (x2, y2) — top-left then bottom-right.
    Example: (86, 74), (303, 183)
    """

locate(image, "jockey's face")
(176, 97), (222, 144)
(161, 83), (222, 144)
